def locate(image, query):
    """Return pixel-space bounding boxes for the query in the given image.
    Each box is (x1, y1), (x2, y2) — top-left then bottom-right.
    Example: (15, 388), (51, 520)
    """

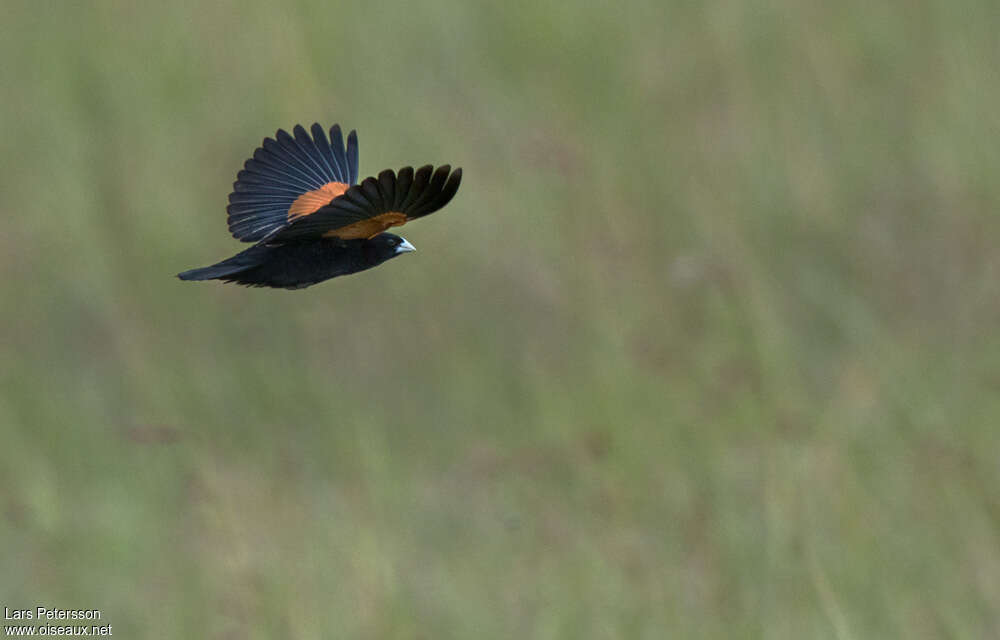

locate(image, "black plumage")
(177, 234), (412, 289)
(178, 123), (461, 289)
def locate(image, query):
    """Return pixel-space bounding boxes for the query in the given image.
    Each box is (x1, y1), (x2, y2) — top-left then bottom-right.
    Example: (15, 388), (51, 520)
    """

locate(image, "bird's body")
(179, 234), (414, 289)
(178, 123), (461, 289)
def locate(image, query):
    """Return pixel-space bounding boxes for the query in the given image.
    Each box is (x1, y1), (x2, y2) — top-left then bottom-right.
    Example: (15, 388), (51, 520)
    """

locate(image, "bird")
(178, 123), (462, 289)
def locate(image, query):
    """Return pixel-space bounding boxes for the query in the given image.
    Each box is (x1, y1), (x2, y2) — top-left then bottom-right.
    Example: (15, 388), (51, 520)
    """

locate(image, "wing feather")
(346, 130), (360, 185)
(310, 124), (345, 183)
(328, 125), (350, 184)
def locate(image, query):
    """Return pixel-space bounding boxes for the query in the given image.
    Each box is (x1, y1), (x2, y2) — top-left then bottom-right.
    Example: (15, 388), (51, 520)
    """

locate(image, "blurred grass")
(2, 0), (999, 637)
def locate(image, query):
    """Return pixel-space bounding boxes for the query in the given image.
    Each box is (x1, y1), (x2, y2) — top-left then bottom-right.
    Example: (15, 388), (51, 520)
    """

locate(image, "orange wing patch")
(287, 182), (349, 220)
(323, 212), (409, 240)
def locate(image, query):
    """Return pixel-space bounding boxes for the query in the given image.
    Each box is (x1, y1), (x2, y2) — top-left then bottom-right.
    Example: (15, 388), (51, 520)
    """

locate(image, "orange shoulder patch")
(287, 182), (349, 220)
(323, 212), (409, 240)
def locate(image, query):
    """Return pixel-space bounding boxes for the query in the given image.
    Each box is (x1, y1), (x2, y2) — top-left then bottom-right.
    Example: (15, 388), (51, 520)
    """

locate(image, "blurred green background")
(2, 0), (999, 637)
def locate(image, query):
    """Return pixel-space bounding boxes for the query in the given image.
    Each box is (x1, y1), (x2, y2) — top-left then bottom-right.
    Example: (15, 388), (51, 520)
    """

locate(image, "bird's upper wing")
(226, 123), (360, 242)
(259, 165), (462, 243)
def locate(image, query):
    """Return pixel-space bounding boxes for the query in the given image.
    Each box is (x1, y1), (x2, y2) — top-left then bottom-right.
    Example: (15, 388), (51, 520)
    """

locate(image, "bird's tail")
(177, 245), (268, 281)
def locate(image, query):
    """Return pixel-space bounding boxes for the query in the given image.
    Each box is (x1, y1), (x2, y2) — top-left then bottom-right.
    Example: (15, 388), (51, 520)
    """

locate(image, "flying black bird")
(178, 123), (462, 289)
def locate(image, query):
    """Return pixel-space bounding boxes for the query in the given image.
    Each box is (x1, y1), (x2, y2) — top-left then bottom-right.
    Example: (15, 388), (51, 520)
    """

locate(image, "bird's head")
(370, 233), (416, 263)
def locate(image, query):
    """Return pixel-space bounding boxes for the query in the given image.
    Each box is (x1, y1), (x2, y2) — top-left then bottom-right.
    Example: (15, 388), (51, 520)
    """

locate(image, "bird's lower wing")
(259, 165), (462, 243)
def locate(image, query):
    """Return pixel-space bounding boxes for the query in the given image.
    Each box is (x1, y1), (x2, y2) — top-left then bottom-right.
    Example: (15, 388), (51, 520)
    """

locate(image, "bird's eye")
(388, 239), (396, 245)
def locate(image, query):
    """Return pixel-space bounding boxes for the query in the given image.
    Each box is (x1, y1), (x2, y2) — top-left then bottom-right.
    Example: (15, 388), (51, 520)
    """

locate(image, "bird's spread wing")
(259, 165), (462, 242)
(226, 124), (360, 242)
